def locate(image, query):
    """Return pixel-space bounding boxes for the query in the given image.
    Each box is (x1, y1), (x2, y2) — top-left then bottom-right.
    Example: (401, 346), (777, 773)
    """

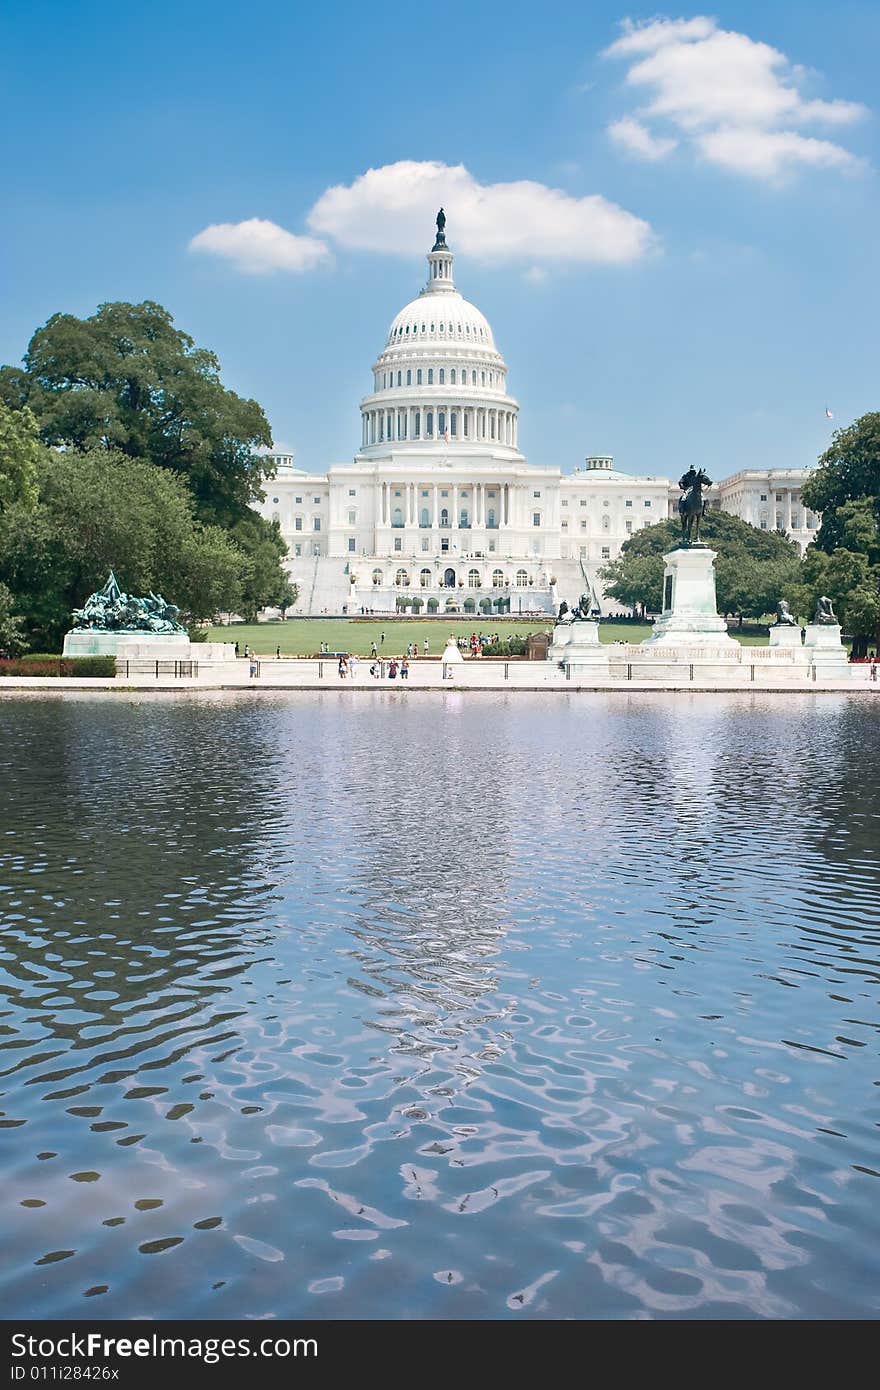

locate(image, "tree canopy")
(599, 512), (801, 621)
(0, 301), (273, 523)
(0, 401), (40, 513)
(0, 450), (252, 649)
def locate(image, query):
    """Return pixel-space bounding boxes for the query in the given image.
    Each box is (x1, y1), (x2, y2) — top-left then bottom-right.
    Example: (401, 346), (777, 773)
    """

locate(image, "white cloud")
(307, 160), (654, 265)
(604, 15), (867, 180)
(697, 128), (861, 178)
(608, 116), (678, 161)
(189, 218), (331, 274)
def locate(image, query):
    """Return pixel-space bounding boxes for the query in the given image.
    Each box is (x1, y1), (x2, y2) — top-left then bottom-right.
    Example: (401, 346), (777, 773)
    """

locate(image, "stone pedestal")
(803, 623), (852, 679)
(645, 546), (737, 648)
(561, 621), (610, 677)
(547, 623), (572, 662)
(62, 630), (192, 659)
(769, 625), (802, 649)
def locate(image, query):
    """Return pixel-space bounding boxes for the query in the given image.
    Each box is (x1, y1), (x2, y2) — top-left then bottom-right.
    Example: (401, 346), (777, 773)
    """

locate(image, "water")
(1, 691), (879, 1320)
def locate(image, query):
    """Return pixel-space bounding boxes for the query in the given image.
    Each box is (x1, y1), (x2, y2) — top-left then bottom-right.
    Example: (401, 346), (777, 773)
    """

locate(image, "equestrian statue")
(677, 468), (712, 546)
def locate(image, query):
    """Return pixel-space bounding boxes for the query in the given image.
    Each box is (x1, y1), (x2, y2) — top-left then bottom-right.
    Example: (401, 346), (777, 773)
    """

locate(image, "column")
(785, 489), (793, 532)
(453, 484), (459, 528)
(433, 483), (439, 527)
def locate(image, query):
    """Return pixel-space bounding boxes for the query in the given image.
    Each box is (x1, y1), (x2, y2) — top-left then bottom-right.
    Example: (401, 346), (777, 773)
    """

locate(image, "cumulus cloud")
(608, 116), (678, 161)
(189, 218), (330, 274)
(307, 160), (654, 265)
(604, 15), (867, 179)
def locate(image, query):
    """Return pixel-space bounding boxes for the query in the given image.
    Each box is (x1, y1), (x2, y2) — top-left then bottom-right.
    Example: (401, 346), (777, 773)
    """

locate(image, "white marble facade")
(256, 217), (816, 616)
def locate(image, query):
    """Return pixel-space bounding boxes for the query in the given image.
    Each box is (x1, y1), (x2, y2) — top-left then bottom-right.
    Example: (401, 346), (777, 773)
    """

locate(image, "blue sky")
(1, 1), (878, 480)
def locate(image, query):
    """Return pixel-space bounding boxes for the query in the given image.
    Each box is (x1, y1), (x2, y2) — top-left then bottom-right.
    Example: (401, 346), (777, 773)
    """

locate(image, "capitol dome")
(359, 211), (520, 455)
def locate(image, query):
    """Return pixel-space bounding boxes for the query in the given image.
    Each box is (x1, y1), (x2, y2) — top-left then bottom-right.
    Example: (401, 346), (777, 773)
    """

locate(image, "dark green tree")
(0, 450), (248, 648)
(0, 581), (28, 656)
(0, 401), (41, 513)
(600, 512), (801, 622)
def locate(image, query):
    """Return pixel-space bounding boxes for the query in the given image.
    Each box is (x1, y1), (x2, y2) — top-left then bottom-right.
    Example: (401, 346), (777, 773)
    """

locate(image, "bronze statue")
(813, 595), (837, 625)
(433, 208), (447, 250)
(71, 571), (186, 634)
(677, 468), (712, 545)
(774, 599), (797, 626)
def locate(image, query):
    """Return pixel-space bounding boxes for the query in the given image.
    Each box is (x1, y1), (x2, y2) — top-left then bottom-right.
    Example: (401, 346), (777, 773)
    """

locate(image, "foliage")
(0, 401), (41, 514)
(0, 301), (272, 522)
(599, 512), (801, 621)
(0, 450), (248, 649)
(801, 415), (880, 646)
(0, 581), (29, 656)
(0, 655), (116, 677)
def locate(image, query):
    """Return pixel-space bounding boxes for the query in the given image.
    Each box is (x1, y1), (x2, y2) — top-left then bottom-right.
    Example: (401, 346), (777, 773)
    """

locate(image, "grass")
(206, 617), (773, 656)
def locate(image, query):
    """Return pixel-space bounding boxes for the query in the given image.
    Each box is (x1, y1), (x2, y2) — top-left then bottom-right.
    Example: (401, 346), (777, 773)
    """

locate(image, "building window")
(533, 512), (541, 527)
(349, 488), (356, 497)
(644, 500), (651, 508)
(348, 538), (356, 552)
(450, 369), (456, 384)
(293, 543), (302, 557)
(396, 568), (410, 587)
(394, 537), (402, 552)
(516, 569), (528, 587)
(760, 520), (767, 530)
(760, 493), (767, 502)
(428, 369), (434, 385)
(625, 520), (633, 533)
(421, 537), (430, 552)
(489, 541), (496, 553)
(561, 498), (569, 507)
(438, 411), (446, 436)
(372, 568), (383, 585)
(313, 518), (321, 532)
(486, 508), (496, 528)
(533, 491), (541, 499)
(295, 517), (302, 531)
(420, 507), (429, 527)
(580, 520), (587, 531)
(439, 369), (445, 385)
(468, 568), (480, 588)
(440, 507), (449, 527)
(579, 546), (587, 559)
(417, 369), (422, 385)
(561, 520), (568, 530)
(426, 411), (433, 436)
(406, 370), (411, 385)
(397, 371), (402, 386)
(450, 412), (457, 436)
(492, 569), (504, 587)
(414, 411), (421, 438)
(392, 507), (403, 527)
(348, 510), (356, 524)
(313, 543), (321, 556)
(625, 499), (632, 508)
(420, 568), (432, 587)
(579, 499), (587, 508)
(602, 516), (610, 531)
(295, 496), (302, 504)
(601, 546), (610, 559)
(472, 371), (477, 385)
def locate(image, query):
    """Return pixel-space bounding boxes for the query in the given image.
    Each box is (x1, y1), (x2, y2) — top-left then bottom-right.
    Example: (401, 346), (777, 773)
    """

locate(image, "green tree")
(228, 512), (295, 620)
(0, 450), (249, 648)
(600, 512), (801, 622)
(0, 401), (41, 513)
(0, 302), (273, 520)
(802, 415), (880, 651)
(0, 581), (28, 656)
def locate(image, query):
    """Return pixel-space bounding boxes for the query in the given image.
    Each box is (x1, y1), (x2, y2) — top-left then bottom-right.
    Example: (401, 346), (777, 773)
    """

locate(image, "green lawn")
(206, 617), (772, 655)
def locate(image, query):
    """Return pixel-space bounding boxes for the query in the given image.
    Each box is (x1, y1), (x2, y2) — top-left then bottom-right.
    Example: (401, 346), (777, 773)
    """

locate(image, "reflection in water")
(1, 691), (879, 1319)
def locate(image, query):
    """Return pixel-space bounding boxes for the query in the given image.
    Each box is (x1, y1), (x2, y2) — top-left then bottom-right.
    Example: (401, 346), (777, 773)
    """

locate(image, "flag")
(443, 429), (450, 443)
(825, 407), (834, 419)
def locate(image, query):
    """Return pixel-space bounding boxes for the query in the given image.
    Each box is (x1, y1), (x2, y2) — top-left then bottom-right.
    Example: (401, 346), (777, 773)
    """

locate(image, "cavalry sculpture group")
(71, 572), (187, 635)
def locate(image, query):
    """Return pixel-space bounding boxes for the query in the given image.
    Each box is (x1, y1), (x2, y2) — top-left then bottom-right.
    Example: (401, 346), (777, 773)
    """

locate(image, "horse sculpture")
(678, 468), (712, 545)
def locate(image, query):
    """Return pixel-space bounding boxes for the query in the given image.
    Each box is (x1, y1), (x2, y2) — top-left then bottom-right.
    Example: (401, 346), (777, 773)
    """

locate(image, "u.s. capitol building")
(257, 214), (818, 616)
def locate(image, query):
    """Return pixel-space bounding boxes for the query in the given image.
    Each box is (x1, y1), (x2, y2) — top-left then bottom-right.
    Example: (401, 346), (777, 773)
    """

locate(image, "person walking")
(234, 641), (240, 657)
(275, 645), (281, 660)
(401, 658), (409, 681)
(423, 638), (429, 656)
(338, 656), (347, 679)
(380, 630), (386, 647)
(388, 659), (398, 680)
(371, 640), (378, 658)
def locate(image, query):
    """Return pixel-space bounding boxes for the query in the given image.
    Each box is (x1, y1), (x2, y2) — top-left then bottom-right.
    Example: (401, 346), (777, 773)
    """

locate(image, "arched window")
(406, 369), (411, 385)
(492, 568), (504, 587)
(459, 508), (469, 528)
(440, 507), (449, 528)
(472, 370), (477, 385)
(372, 568), (383, 586)
(427, 368), (434, 385)
(450, 368), (456, 384)
(395, 568), (410, 587)
(420, 567), (432, 588)
(516, 569), (528, 587)
(487, 508), (496, 528)
(414, 411), (421, 438)
(417, 369), (422, 385)
(438, 411), (446, 436)
(420, 507), (429, 527)
(396, 371), (401, 386)
(450, 411), (457, 436)
(426, 411), (434, 436)
(392, 507), (403, 528)
(439, 369), (445, 384)
(468, 568), (480, 588)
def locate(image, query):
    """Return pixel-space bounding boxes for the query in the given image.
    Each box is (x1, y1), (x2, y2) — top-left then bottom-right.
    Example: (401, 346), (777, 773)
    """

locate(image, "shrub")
(0, 655), (116, 677)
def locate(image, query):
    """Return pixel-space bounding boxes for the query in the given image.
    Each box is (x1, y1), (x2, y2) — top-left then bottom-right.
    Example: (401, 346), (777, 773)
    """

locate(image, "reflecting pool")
(1, 691), (879, 1319)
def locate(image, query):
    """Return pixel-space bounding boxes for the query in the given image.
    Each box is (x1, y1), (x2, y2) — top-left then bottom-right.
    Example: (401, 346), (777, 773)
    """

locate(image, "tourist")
(423, 638), (429, 655)
(380, 630), (386, 646)
(249, 654), (258, 678)
(275, 645), (281, 659)
(234, 641), (240, 657)
(388, 659), (398, 679)
(369, 661), (379, 679)
(338, 656), (346, 679)
(872, 657), (878, 683)
(350, 653), (359, 676)
(401, 658), (409, 680)
(371, 641), (378, 658)
(244, 644), (250, 658)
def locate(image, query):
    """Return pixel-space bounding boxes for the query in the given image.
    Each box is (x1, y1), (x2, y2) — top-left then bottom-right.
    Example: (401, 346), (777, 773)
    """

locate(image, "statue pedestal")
(547, 623), (572, 662)
(803, 623), (851, 679)
(62, 631), (192, 659)
(769, 625), (802, 649)
(645, 546), (737, 647)
(560, 621), (609, 677)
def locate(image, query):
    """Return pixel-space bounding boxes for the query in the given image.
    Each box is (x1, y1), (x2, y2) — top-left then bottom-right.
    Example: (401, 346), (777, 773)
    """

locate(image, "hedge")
(0, 655), (117, 678)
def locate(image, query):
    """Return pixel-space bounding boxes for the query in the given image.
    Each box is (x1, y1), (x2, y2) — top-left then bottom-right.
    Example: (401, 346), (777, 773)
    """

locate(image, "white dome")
(386, 291), (497, 352)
